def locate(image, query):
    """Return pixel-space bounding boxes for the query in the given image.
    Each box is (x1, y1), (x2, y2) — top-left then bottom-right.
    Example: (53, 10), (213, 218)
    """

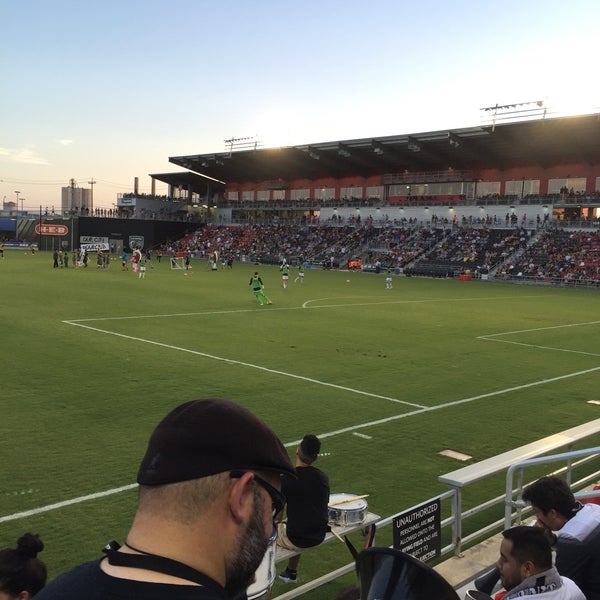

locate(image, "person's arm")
(555, 536), (586, 588)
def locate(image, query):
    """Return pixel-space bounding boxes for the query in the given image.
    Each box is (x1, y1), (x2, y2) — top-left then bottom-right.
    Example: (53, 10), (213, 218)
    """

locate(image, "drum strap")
(102, 541), (226, 596)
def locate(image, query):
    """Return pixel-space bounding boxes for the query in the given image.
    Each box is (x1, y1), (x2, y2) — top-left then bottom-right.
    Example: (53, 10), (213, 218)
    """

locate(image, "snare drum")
(328, 493), (368, 527)
(247, 534), (277, 600)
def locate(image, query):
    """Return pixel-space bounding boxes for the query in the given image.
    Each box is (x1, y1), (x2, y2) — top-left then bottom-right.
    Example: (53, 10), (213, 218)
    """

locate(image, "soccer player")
(280, 261), (290, 289)
(249, 272), (272, 305)
(139, 256), (147, 279)
(294, 263), (305, 284)
(385, 270), (393, 289)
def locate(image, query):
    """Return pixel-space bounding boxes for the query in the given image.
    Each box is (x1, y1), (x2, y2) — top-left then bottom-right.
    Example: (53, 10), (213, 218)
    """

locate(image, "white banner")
(80, 236), (109, 251)
(80, 242), (110, 251)
(80, 236), (109, 245)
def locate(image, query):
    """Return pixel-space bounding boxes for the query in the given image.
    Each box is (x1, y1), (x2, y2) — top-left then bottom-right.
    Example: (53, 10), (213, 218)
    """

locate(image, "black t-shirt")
(35, 560), (228, 600)
(282, 465), (330, 548)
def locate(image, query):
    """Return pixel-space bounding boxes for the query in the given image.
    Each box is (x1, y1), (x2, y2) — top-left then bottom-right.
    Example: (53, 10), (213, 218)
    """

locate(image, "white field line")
(4, 301), (594, 524)
(62, 321), (426, 410)
(65, 294), (540, 322)
(478, 320), (600, 357)
(0, 484), (137, 524)
(478, 320), (600, 338)
(4, 364), (600, 524)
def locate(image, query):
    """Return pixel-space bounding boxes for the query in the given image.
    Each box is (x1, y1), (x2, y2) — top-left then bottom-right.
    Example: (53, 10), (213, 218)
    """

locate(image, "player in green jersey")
(249, 272), (272, 305)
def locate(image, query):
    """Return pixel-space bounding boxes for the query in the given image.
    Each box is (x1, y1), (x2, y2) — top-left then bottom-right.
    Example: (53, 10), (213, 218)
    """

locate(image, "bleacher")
(506, 230), (600, 284)
(405, 228), (526, 277)
(159, 223), (600, 286)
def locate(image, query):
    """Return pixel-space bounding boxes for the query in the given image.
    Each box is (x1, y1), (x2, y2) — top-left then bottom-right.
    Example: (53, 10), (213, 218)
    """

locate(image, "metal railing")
(271, 426), (600, 599)
(506, 447), (600, 528)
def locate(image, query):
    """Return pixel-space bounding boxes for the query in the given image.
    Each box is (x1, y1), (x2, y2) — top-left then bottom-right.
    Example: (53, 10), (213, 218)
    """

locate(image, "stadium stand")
(154, 223), (600, 287)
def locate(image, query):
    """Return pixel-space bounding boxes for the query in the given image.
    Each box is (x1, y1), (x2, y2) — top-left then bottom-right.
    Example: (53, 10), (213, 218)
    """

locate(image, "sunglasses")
(230, 470), (286, 517)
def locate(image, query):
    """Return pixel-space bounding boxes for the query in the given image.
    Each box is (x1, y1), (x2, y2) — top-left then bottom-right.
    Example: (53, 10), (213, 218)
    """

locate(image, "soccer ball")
(346, 279), (350, 283)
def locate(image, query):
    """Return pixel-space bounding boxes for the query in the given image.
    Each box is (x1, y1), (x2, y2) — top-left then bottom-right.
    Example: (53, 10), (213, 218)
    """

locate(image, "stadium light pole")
(14, 190), (20, 213)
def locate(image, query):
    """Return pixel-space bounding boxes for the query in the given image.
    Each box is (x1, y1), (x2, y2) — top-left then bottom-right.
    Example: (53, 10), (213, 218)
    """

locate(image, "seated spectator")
(496, 525), (584, 600)
(523, 475), (600, 600)
(277, 434), (330, 584)
(35, 398), (295, 600)
(0, 533), (47, 600)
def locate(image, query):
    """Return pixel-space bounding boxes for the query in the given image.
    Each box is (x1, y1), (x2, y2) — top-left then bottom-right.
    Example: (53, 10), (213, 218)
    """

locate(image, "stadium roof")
(149, 170), (223, 196)
(162, 112), (600, 187)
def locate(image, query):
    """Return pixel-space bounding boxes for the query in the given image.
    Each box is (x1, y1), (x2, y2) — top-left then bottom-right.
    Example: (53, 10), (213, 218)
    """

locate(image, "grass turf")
(2, 249), (600, 598)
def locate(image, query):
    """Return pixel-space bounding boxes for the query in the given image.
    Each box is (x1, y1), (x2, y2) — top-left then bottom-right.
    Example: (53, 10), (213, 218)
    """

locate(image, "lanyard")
(103, 541), (226, 597)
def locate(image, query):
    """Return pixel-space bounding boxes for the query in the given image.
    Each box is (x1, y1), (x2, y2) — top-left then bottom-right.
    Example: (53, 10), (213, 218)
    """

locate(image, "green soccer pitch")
(2, 250), (600, 598)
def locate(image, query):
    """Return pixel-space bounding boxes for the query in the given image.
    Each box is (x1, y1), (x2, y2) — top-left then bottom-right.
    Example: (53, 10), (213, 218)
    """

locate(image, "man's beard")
(224, 488), (271, 598)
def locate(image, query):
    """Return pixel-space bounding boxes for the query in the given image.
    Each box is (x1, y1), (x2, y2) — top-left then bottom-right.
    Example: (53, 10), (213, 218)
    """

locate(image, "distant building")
(61, 179), (91, 215)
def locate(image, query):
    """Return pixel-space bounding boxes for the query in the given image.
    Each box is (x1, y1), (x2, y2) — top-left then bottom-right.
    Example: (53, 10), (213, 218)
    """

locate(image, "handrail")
(270, 441), (600, 599)
(439, 419), (600, 555)
(268, 422), (600, 598)
(505, 446), (600, 528)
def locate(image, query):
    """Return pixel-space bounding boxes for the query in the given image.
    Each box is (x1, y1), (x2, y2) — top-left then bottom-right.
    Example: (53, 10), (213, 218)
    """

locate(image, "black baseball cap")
(137, 398), (295, 485)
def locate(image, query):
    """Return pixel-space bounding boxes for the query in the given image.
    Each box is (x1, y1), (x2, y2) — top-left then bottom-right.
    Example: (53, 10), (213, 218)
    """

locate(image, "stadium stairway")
(490, 228), (545, 277)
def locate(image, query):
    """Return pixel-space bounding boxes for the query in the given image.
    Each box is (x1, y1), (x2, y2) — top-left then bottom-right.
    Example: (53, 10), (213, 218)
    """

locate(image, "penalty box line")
(478, 320), (600, 357)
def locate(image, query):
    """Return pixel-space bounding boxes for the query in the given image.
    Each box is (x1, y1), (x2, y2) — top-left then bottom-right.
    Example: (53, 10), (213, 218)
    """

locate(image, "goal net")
(170, 253), (190, 270)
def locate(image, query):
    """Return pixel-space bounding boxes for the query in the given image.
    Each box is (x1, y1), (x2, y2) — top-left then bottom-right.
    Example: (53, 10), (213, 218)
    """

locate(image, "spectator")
(496, 526), (584, 600)
(522, 475), (600, 600)
(0, 533), (47, 600)
(35, 398), (295, 600)
(278, 434), (329, 584)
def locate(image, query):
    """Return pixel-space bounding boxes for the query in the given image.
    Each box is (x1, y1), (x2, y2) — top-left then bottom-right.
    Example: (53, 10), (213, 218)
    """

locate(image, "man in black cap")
(277, 434), (330, 584)
(36, 398), (295, 600)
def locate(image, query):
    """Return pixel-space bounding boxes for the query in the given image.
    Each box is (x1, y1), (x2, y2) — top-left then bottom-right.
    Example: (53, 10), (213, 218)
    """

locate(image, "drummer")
(277, 434), (330, 584)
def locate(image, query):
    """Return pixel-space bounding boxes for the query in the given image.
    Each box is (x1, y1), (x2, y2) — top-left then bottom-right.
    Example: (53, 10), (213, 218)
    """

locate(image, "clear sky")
(1, 0), (598, 210)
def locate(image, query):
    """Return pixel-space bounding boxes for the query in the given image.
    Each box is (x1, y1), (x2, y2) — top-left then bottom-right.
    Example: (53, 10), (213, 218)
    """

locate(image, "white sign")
(80, 242), (110, 251)
(81, 236), (109, 245)
(80, 237), (110, 251)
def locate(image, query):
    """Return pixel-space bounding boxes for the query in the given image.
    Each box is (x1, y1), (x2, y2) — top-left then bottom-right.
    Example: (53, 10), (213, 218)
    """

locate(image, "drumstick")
(328, 494), (369, 507)
(330, 528), (345, 543)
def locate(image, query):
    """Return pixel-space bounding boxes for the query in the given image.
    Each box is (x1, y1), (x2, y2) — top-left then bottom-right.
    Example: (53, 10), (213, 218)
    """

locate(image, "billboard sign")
(35, 223), (69, 236)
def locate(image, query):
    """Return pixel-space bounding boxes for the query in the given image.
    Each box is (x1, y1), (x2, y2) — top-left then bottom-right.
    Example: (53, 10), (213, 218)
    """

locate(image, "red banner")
(35, 223), (69, 236)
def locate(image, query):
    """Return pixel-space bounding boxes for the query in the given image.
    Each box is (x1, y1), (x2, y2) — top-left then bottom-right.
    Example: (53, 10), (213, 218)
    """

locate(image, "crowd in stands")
(155, 222), (600, 286)
(63, 206), (199, 221)
(158, 223), (368, 267)
(408, 227), (531, 276)
(499, 230), (600, 284)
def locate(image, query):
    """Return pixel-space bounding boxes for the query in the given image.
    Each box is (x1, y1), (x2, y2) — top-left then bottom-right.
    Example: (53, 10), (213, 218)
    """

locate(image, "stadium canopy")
(149, 170), (224, 196)
(166, 112), (600, 185)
